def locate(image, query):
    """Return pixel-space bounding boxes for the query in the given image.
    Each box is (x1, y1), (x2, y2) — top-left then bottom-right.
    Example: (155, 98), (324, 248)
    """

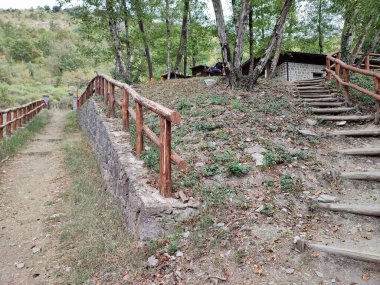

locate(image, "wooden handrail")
(326, 51), (380, 124)
(0, 99), (46, 141)
(77, 74), (187, 197)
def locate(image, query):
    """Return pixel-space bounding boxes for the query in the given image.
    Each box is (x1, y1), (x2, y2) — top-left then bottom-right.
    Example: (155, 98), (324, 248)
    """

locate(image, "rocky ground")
(125, 77), (380, 285)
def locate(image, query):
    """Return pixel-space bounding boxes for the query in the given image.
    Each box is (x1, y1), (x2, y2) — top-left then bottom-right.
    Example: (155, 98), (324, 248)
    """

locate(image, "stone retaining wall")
(77, 99), (198, 241)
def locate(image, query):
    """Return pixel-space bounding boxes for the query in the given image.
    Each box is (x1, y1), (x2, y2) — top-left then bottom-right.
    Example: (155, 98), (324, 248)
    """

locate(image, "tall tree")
(132, 0), (154, 83)
(248, 3), (255, 78)
(248, 0), (292, 89)
(351, 16), (374, 63)
(317, 0), (323, 53)
(121, 0), (132, 83)
(230, 0), (251, 87)
(165, 0), (171, 79)
(174, 0), (190, 73)
(211, 0), (232, 74)
(106, 0), (128, 81)
(340, 2), (359, 64)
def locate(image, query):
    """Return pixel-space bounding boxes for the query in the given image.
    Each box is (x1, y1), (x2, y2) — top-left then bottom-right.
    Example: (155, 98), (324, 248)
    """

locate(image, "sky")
(0, 0), (232, 20)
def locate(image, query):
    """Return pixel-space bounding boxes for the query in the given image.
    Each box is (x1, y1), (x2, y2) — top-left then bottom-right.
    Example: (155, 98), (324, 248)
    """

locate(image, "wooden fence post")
(6, 111), (11, 136)
(159, 118), (172, 197)
(335, 61), (341, 89)
(109, 84), (115, 118)
(104, 80), (109, 105)
(17, 108), (21, 127)
(122, 89), (129, 130)
(375, 77), (380, 125)
(0, 112), (3, 141)
(343, 68), (350, 105)
(326, 57), (331, 80)
(12, 110), (17, 131)
(365, 54), (370, 70)
(135, 102), (143, 154)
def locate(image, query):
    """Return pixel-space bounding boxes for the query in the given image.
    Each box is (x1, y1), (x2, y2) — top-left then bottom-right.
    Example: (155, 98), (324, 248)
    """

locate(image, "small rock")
(204, 79), (216, 86)
(183, 231), (190, 238)
(285, 268), (295, 274)
(50, 213), (61, 219)
(318, 194), (339, 203)
(306, 119), (317, 126)
(32, 247), (41, 254)
(148, 255), (158, 267)
(252, 153), (264, 166)
(215, 223), (225, 227)
(176, 251), (183, 257)
(245, 145), (267, 154)
(269, 282), (276, 285)
(178, 191), (189, 203)
(335, 121), (346, 126)
(299, 129), (317, 137)
(293, 236), (306, 252)
(15, 262), (24, 269)
(315, 271), (324, 278)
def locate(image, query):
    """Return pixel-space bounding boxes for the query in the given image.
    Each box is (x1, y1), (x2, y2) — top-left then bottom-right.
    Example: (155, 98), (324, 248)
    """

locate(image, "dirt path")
(0, 110), (69, 285)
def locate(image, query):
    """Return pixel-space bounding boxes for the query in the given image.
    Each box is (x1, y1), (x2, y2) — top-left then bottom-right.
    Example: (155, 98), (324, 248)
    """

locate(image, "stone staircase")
(295, 78), (375, 122)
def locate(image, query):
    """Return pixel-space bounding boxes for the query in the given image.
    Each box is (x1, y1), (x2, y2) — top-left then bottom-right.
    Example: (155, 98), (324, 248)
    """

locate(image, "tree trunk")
(121, 0), (132, 83)
(184, 14), (188, 76)
(165, 0), (171, 79)
(132, 0), (153, 82)
(248, 4), (255, 78)
(317, 0), (323, 54)
(351, 16), (374, 63)
(211, 0), (232, 75)
(230, 0), (251, 87)
(174, 0), (190, 73)
(106, 0), (128, 82)
(268, 30), (283, 78)
(341, 6), (359, 65)
(248, 0), (292, 89)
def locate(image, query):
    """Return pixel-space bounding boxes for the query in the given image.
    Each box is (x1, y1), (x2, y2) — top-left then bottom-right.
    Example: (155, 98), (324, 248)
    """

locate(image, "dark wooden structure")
(190, 65), (225, 77)
(161, 72), (192, 81)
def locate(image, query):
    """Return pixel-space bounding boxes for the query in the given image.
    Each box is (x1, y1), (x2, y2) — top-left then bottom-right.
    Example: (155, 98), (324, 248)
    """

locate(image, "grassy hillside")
(0, 8), (112, 109)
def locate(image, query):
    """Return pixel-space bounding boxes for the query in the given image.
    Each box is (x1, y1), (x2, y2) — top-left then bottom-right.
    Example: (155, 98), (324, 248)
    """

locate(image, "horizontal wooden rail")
(77, 74), (187, 197)
(326, 51), (380, 124)
(0, 99), (46, 142)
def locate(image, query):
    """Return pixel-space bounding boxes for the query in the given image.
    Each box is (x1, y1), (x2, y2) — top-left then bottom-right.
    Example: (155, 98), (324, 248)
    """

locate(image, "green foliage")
(201, 184), (238, 207)
(279, 174), (299, 192)
(227, 162), (250, 177)
(141, 146), (159, 172)
(200, 164), (222, 177)
(0, 84), (15, 108)
(263, 146), (293, 168)
(259, 203), (275, 216)
(9, 38), (43, 62)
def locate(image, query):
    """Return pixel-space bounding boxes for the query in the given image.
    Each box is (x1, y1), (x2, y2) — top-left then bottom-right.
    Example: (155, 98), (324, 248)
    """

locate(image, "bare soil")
(0, 110), (69, 285)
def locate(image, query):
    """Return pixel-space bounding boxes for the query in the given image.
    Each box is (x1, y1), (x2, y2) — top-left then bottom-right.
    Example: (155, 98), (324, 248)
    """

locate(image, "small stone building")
(242, 51), (326, 82)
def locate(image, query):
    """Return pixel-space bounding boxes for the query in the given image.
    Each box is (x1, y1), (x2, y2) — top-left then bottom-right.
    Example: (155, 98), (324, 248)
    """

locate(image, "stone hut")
(242, 51), (326, 81)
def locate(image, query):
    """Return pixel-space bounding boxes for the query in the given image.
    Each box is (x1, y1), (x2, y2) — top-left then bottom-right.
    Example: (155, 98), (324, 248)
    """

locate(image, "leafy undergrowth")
(0, 109), (50, 161)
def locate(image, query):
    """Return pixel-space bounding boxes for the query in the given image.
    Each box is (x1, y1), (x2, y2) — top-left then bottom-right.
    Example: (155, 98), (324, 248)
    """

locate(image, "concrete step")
(300, 94), (336, 99)
(300, 97), (339, 102)
(338, 148), (380, 156)
(341, 171), (380, 182)
(329, 128), (380, 136)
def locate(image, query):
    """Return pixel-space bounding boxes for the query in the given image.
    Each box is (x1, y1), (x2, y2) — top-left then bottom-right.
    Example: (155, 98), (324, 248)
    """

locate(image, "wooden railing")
(77, 74), (187, 197)
(326, 51), (380, 124)
(0, 99), (46, 142)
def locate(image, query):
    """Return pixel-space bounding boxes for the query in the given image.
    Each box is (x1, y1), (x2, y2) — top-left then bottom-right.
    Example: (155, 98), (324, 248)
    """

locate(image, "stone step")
(300, 94), (336, 99)
(338, 148), (380, 156)
(311, 107), (355, 114)
(315, 114), (374, 121)
(295, 78), (326, 84)
(299, 89), (330, 94)
(306, 102), (345, 107)
(317, 202), (380, 216)
(300, 97), (339, 102)
(297, 86), (327, 90)
(309, 244), (380, 264)
(341, 171), (380, 182)
(329, 128), (380, 136)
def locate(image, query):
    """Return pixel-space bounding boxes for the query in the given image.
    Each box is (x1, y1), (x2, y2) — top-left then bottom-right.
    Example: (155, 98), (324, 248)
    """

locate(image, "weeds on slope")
(0, 109), (50, 161)
(57, 112), (145, 284)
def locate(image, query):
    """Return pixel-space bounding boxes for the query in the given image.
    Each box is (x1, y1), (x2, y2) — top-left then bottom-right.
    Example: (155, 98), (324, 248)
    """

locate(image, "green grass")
(57, 112), (144, 284)
(0, 110), (50, 161)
